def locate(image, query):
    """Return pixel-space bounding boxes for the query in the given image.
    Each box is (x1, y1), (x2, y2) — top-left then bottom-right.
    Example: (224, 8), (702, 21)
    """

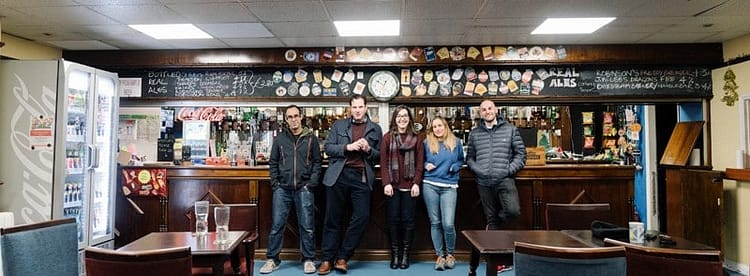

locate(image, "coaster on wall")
(488, 82), (498, 95)
(272, 71), (283, 84)
(283, 71), (293, 83)
(339, 81), (351, 96)
(311, 83), (322, 96)
(478, 70), (489, 83)
(437, 70), (450, 85)
(287, 82), (299, 96)
(397, 47), (409, 59)
(415, 83), (427, 96)
(284, 49), (297, 61)
(427, 81), (439, 95)
(423, 70), (434, 83)
(439, 83), (451, 96)
(275, 86), (287, 96)
(452, 82), (464, 96)
(511, 69), (522, 82)
(299, 83), (311, 96)
(499, 70), (510, 81)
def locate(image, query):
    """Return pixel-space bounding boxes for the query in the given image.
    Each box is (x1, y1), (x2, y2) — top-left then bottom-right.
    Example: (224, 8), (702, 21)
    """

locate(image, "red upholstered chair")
(545, 203), (612, 230)
(604, 238), (723, 276)
(85, 246), (192, 276)
(189, 203), (259, 276)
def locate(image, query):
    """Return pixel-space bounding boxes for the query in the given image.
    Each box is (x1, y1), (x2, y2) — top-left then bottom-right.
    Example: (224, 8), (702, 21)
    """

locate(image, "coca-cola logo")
(176, 107), (225, 121)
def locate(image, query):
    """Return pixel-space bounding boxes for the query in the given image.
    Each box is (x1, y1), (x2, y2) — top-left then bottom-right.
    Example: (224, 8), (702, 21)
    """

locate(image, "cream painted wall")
(0, 33), (61, 60)
(712, 33), (750, 272)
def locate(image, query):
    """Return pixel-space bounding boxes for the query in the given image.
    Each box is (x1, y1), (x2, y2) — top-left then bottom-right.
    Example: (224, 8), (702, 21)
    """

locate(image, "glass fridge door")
(88, 72), (117, 246)
(63, 67), (92, 247)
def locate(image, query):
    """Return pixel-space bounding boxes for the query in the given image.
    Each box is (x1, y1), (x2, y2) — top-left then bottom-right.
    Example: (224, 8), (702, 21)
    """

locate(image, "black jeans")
(477, 178), (521, 230)
(321, 167), (371, 261)
(386, 189), (417, 246)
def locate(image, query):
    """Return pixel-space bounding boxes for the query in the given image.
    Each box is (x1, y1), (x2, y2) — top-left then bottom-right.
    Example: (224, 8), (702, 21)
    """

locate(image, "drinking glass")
(194, 201), (209, 236)
(214, 206), (230, 244)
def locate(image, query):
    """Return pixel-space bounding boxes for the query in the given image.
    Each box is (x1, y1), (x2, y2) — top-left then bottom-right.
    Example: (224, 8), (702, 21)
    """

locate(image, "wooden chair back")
(85, 246), (192, 276)
(514, 241), (626, 276)
(545, 203), (612, 230)
(1, 218), (78, 276)
(604, 238), (722, 276)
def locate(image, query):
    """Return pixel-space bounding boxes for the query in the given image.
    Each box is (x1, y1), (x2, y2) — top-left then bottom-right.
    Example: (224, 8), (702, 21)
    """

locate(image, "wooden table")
(118, 231), (248, 276)
(461, 230), (591, 276)
(561, 229), (716, 250)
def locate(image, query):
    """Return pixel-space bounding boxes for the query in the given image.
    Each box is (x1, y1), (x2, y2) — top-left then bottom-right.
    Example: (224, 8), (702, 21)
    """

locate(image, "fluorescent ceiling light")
(334, 20), (400, 37)
(129, 24), (212, 39)
(531, 17), (615, 34)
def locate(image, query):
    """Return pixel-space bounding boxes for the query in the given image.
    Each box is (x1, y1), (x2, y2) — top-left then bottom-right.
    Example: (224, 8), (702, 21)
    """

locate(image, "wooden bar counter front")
(115, 164), (634, 261)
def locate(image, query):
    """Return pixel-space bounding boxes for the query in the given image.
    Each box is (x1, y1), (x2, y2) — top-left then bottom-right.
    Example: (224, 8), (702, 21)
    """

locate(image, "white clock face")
(369, 71), (399, 101)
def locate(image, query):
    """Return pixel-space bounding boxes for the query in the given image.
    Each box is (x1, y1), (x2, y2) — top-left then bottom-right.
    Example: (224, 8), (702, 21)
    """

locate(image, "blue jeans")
(266, 185), (316, 263)
(321, 167), (371, 261)
(422, 183), (457, 256)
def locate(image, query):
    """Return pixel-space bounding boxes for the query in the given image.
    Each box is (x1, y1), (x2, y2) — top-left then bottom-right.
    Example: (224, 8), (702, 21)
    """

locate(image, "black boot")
(399, 229), (414, 269)
(390, 245), (400, 269)
(389, 226), (401, 269)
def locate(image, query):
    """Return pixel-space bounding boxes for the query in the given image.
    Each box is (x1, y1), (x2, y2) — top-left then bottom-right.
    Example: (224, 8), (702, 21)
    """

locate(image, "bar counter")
(115, 163), (634, 261)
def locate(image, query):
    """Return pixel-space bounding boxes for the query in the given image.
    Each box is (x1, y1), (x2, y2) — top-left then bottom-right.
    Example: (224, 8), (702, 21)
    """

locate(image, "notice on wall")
(119, 78), (142, 97)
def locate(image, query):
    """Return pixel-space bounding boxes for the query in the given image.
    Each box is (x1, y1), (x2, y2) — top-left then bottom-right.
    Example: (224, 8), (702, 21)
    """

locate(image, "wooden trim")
(724, 168), (750, 181)
(63, 44), (723, 68)
(0, 217), (75, 235)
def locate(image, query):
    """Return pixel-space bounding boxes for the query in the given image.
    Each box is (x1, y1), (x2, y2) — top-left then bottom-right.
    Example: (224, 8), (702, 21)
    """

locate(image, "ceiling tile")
(0, 0), (77, 8)
(15, 6), (119, 25)
(401, 19), (473, 36)
(105, 37), (174, 49)
(160, 38), (229, 49)
(197, 23), (273, 38)
(479, 0), (649, 18)
(245, 1), (328, 22)
(74, 0), (160, 5)
(44, 40), (119, 50)
(265, 21), (337, 37)
(88, 4), (187, 24)
(404, 0), (483, 20)
(323, 0), (401, 21)
(220, 37), (285, 48)
(166, 3), (258, 23)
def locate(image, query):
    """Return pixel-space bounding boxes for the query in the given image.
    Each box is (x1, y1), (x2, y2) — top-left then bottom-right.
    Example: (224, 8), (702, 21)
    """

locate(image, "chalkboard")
(143, 70), (275, 97)
(132, 65), (712, 99)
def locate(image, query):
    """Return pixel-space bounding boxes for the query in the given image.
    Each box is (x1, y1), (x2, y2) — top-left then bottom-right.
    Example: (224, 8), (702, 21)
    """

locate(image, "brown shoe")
(334, 259), (348, 273)
(317, 261), (332, 275)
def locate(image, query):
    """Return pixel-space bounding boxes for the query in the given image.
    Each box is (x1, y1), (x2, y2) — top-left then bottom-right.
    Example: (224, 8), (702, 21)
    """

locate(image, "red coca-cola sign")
(176, 107), (225, 122)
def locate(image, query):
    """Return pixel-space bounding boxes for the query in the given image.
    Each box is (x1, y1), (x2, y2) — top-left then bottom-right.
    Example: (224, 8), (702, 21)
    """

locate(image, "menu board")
(129, 65), (712, 99)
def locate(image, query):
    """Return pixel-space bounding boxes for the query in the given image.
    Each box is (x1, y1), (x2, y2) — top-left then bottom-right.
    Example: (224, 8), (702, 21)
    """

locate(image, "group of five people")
(260, 95), (527, 274)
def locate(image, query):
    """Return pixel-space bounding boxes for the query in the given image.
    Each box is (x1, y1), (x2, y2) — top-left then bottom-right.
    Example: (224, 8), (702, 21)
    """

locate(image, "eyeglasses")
(396, 115), (409, 119)
(286, 114), (301, 120)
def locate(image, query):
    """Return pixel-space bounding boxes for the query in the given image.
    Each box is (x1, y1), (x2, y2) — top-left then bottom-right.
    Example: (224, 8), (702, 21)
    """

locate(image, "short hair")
(349, 94), (367, 106)
(284, 104), (302, 116)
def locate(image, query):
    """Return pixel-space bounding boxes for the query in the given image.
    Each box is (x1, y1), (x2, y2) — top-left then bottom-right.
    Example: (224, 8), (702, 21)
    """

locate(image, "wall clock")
(368, 70), (400, 102)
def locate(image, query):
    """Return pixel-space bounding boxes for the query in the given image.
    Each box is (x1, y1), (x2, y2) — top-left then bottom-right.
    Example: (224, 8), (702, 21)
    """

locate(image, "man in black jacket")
(466, 100), (526, 230)
(261, 105), (322, 274)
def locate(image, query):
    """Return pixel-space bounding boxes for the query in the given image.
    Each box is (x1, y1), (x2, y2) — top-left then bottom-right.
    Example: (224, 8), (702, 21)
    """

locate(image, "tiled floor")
(252, 259), (510, 275)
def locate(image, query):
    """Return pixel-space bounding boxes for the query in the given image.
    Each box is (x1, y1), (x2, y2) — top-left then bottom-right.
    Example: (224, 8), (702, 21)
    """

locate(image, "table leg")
(212, 261), (224, 276)
(469, 248), (479, 276)
(230, 248), (241, 275)
(486, 255), (500, 276)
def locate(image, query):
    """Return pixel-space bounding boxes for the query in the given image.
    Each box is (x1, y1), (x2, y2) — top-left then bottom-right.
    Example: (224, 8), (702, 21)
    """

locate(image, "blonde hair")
(426, 116), (458, 154)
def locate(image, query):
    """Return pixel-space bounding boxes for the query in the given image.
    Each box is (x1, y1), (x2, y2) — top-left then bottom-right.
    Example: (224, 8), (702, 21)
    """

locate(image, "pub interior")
(1, 1), (750, 276)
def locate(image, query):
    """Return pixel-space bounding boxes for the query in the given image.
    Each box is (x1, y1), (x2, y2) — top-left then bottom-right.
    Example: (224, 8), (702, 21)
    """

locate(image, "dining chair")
(85, 246), (192, 276)
(0, 217), (78, 276)
(514, 241), (626, 276)
(604, 238), (723, 276)
(189, 203), (259, 276)
(545, 203), (612, 230)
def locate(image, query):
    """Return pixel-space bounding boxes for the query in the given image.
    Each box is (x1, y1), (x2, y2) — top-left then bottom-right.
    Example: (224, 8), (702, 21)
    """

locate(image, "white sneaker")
(259, 259), (279, 274)
(303, 260), (316, 274)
